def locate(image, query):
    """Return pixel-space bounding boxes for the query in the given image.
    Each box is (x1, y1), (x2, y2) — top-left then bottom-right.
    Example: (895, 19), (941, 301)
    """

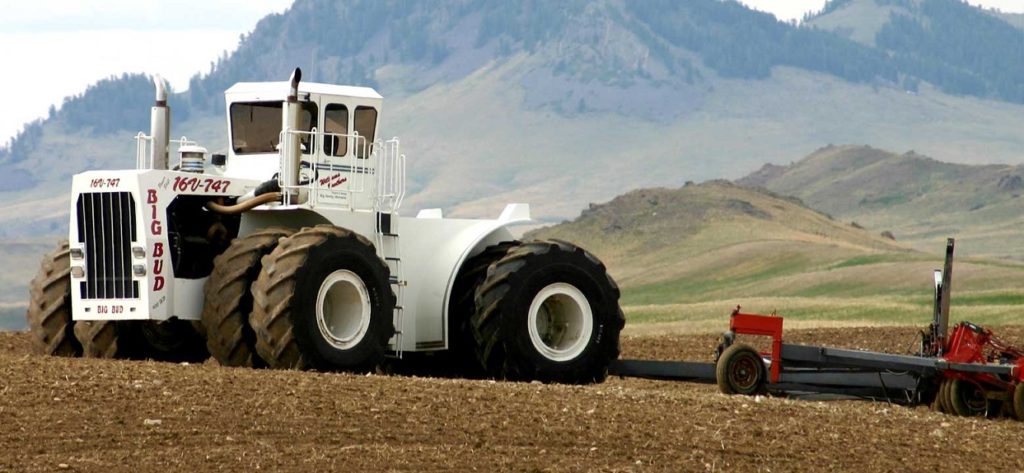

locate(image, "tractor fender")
(396, 204), (531, 350)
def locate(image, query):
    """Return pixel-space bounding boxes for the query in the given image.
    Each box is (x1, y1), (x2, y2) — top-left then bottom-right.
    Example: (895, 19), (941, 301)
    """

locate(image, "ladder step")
(394, 305), (404, 310)
(381, 232), (399, 237)
(385, 256), (401, 261)
(389, 277), (407, 286)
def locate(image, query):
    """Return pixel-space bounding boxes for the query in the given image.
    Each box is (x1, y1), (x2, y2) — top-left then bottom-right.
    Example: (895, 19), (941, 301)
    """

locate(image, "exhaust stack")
(149, 77), (170, 170)
(149, 77), (171, 172)
(280, 68), (303, 199)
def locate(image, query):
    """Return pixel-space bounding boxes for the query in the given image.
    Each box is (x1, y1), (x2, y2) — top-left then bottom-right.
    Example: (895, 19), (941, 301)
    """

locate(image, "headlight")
(71, 266), (85, 278)
(133, 264), (147, 276)
(70, 248), (84, 260)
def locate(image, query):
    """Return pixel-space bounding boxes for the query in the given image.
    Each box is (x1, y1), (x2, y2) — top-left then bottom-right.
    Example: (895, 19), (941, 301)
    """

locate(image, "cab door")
(315, 98), (380, 210)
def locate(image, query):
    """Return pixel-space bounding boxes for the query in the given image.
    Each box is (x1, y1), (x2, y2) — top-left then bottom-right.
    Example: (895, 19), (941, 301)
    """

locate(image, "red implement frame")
(944, 322), (1024, 390)
(729, 307), (783, 383)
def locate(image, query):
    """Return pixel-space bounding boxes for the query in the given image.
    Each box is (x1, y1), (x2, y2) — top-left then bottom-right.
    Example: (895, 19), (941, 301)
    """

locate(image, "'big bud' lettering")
(147, 189), (165, 292)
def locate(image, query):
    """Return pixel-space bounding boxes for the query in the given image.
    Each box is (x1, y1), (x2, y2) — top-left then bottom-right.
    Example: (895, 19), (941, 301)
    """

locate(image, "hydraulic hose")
(205, 192), (281, 215)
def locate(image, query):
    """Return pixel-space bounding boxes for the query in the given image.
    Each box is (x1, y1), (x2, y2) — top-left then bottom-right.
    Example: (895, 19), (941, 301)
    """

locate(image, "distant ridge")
(737, 145), (1024, 259)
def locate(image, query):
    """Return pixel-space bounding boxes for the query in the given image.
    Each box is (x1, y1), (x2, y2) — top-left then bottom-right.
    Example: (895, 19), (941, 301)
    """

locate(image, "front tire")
(250, 225), (395, 372)
(471, 240), (623, 383)
(202, 227), (294, 367)
(26, 240), (81, 357)
(74, 320), (133, 359)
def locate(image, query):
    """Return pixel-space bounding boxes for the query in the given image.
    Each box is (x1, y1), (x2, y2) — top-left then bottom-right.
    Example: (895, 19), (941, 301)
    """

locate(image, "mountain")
(2, 0), (1024, 325)
(3, 0), (1024, 224)
(808, 0), (1024, 102)
(738, 145), (1024, 260)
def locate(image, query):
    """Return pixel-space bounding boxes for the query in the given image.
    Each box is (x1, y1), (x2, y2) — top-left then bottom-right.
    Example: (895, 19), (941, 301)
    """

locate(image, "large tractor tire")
(74, 320), (134, 359)
(251, 225), (395, 372)
(716, 343), (767, 395)
(134, 319), (209, 362)
(26, 240), (81, 357)
(445, 241), (521, 377)
(471, 240), (624, 384)
(203, 227), (294, 367)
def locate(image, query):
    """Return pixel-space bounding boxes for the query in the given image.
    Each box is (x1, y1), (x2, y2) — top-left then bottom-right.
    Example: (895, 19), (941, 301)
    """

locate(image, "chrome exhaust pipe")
(150, 76), (170, 170)
(280, 68), (302, 198)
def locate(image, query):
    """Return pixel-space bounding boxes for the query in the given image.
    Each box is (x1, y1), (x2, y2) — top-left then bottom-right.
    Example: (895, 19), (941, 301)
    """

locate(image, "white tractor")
(26, 69), (624, 383)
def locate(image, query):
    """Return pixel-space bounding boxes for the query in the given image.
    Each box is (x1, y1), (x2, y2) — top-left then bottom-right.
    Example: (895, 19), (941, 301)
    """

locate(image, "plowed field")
(1, 327), (1023, 472)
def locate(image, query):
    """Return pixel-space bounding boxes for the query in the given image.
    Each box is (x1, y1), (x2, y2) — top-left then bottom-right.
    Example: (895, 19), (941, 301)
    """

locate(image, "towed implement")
(613, 239), (1024, 419)
(26, 69), (623, 383)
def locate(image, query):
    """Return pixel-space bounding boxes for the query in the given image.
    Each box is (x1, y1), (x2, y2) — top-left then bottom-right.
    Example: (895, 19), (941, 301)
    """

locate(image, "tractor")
(26, 68), (624, 383)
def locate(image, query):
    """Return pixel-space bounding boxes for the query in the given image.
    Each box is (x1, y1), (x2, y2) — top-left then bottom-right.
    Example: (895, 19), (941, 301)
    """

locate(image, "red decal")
(171, 176), (231, 194)
(151, 220), (162, 235)
(153, 242), (164, 258)
(147, 189), (158, 203)
(153, 277), (165, 291)
(90, 178), (121, 188)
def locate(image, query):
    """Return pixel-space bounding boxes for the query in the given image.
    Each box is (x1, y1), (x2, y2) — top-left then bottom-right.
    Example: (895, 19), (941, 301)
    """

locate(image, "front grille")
(76, 192), (139, 299)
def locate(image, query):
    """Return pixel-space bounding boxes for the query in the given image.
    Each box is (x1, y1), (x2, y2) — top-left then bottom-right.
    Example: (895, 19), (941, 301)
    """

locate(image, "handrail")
(134, 133), (197, 170)
(276, 128), (406, 213)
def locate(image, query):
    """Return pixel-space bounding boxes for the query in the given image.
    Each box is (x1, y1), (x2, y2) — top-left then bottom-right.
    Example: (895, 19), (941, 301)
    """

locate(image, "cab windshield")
(230, 101), (317, 154)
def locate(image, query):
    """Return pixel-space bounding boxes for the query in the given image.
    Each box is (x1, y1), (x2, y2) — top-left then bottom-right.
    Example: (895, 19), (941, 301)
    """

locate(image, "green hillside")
(738, 145), (1024, 260)
(530, 181), (1024, 333)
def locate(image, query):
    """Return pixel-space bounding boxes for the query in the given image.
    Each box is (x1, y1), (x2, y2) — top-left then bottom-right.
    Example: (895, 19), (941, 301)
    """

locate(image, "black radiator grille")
(76, 192), (140, 299)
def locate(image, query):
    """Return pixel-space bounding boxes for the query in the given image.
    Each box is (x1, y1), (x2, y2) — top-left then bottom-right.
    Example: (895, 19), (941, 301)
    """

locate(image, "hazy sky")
(1, 0), (1022, 144)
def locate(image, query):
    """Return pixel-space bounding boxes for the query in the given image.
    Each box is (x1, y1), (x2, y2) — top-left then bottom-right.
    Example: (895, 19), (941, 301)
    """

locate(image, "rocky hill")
(738, 145), (1024, 259)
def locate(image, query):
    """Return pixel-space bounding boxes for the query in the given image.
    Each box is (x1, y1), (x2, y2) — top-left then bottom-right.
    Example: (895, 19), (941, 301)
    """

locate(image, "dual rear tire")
(469, 240), (624, 384)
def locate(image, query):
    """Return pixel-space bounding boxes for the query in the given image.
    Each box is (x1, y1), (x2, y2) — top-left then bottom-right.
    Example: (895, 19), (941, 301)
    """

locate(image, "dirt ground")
(1, 327), (1023, 472)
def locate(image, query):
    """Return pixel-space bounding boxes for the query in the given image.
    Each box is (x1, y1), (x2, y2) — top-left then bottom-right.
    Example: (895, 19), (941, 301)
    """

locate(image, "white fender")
(395, 204), (531, 350)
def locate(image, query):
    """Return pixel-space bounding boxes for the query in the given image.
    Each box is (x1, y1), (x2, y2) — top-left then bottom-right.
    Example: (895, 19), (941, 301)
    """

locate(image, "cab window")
(324, 104), (348, 157)
(353, 106), (377, 158)
(230, 101), (317, 154)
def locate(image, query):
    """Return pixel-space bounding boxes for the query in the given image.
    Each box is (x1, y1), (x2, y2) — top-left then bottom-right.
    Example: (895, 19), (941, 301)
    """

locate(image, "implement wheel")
(938, 380), (953, 414)
(716, 343), (766, 395)
(1013, 383), (1024, 421)
(949, 379), (987, 417)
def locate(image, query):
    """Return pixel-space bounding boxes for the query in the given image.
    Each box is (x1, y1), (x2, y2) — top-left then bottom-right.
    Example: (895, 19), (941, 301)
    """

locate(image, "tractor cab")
(223, 80), (396, 212)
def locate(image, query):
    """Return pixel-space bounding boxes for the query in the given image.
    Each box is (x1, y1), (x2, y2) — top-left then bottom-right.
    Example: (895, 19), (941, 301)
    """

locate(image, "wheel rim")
(730, 354), (760, 391)
(316, 270), (371, 350)
(527, 282), (594, 362)
(955, 381), (987, 415)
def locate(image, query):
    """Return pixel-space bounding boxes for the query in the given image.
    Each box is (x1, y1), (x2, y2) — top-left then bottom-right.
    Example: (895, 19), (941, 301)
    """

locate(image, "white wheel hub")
(316, 270), (371, 350)
(527, 282), (594, 362)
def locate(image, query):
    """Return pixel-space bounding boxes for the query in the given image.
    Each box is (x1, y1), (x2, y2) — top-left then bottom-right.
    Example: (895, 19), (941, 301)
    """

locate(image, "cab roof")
(224, 81), (383, 101)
